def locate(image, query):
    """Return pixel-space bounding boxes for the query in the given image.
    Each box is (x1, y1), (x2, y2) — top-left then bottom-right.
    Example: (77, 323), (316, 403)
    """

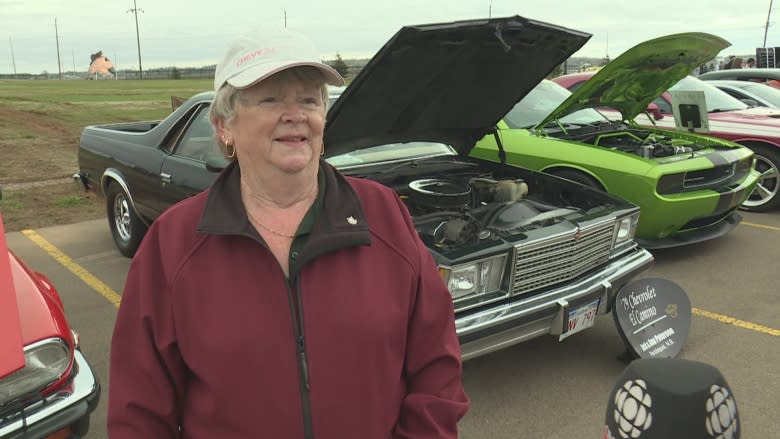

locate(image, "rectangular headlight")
(613, 213), (639, 246)
(440, 254), (507, 300)
(0, 338), (71, 406)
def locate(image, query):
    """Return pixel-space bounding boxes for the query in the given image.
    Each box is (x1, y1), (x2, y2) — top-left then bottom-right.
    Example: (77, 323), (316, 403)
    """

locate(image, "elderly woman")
(108, 28), (469, 438)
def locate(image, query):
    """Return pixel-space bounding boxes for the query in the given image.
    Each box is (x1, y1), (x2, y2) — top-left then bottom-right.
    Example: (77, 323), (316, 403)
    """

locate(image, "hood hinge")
(491, 127), (507, 164)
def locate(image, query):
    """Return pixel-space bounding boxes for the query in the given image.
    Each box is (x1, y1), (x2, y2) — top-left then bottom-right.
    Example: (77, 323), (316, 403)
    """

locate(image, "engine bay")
(337, 151), (629, 253)
(359, 162), (592, 250)
(552, 123), (703, 159)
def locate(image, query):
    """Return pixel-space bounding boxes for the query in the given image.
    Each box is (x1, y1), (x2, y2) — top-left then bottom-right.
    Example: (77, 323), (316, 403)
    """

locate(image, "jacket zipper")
(287, 278), (314, 439)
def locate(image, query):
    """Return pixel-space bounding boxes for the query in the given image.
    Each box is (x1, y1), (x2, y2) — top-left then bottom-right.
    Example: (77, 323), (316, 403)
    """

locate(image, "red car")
(553, 71), (780, 212)
(0, 214), (100, 438)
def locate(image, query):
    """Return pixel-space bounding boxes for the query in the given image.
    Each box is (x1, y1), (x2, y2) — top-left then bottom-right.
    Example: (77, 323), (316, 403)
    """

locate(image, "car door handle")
(160, 172), (172, 184)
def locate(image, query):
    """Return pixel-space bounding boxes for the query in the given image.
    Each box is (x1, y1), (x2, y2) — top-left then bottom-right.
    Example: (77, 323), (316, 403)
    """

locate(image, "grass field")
(0, 79), (214, 231)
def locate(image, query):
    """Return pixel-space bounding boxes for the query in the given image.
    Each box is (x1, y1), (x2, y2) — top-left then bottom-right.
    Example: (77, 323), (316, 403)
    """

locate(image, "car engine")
(556, 124), (698, 159)
(591, 130), (695, 159)
(400, 175), (577, 249)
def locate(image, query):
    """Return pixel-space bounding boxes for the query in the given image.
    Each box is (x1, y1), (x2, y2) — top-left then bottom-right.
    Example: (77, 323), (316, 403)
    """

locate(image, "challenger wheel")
(741, 145), (780, 212)
(106, 182), (147, 257)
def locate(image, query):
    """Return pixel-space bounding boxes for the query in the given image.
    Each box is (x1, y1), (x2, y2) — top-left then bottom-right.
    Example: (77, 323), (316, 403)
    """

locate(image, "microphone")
(604, 358), (739, 439)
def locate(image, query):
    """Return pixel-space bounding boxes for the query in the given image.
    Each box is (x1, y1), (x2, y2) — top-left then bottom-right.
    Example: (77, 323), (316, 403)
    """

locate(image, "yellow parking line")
(693, 307), (780, 336)
(16, 231), (780, 336)
(21, 230), (121, 308)
(742, 221), (780, 232)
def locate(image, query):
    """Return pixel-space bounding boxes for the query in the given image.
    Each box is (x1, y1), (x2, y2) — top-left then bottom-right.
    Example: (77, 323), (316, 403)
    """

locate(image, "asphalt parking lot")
(6, 211), (780, 438)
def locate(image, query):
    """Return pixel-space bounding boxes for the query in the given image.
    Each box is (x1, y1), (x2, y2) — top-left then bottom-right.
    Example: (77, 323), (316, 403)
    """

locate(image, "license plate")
(559, 299), (599, 341)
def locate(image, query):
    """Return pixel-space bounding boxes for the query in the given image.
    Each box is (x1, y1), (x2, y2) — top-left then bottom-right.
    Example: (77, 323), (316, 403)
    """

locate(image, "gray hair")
(208, 66), (329, 158)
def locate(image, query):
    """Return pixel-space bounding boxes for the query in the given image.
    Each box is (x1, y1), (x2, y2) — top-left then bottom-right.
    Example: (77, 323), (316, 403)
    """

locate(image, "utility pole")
(764, 0), (774, 48)
(9, 37), (17, 78)
(55, 17), (63, 79)
(128, 0), (144, 79)
(488, 1), (492, 19)
(284, 9), (287, 28)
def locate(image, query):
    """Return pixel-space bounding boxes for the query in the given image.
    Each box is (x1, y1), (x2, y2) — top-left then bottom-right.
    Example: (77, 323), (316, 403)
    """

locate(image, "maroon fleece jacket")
(108, 161), (469, 438)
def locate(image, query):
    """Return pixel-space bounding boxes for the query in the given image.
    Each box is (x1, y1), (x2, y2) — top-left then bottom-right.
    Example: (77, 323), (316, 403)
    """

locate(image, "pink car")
(554, 72), (780, 212)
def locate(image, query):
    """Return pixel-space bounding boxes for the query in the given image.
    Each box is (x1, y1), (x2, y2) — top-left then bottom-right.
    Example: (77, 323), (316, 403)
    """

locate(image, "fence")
(0, 66), (217, 81)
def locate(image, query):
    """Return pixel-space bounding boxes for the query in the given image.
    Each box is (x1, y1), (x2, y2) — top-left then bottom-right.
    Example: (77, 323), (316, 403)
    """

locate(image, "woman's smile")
(275, 134), (309, 146)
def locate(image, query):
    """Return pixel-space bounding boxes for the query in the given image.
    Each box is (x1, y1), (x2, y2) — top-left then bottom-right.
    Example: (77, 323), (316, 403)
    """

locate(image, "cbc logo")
(612, 379), (653, 438)
(705, 384), (738, 439)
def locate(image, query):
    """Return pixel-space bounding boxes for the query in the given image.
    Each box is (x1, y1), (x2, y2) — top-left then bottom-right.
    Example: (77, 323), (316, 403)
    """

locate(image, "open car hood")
(324, 16), (591, 157)
(539, 32), (730, 126)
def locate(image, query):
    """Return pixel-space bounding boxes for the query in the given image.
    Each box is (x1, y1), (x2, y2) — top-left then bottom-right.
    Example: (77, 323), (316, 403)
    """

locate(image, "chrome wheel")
(742, 149), (780, 211)
(113, 192), (133, 242)
(106, 182), (147, 257)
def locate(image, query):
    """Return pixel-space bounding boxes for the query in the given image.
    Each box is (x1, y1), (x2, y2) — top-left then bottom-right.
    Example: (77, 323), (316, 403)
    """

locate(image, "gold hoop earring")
(222, 136), (236, 159)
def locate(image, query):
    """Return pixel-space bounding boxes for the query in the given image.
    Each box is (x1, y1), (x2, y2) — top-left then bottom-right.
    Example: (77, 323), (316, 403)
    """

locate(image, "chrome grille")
(511, 220), (614, 296)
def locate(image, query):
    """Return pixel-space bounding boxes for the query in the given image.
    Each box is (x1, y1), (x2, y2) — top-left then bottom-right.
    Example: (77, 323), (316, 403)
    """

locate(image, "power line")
(9, 37), (17, 78)
(55, 17), (63, 79)
(764, 0), (774, 48)
(128, 0), (144, 79)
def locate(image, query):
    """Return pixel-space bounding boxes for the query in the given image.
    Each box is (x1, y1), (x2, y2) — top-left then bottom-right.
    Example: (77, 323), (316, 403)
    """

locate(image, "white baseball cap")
(213, 28), (345, 92)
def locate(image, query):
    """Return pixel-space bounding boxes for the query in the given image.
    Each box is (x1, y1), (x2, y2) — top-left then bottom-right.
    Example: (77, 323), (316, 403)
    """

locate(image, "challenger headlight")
(440, 254), (507, 300)
(613, 213), (639, 247)
(0, 338), (71, 406)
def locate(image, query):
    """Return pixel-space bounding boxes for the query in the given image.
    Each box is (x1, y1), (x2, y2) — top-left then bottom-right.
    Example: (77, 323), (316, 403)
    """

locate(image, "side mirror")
(646, 102), (663, 120)
(205, 150), (229, 173)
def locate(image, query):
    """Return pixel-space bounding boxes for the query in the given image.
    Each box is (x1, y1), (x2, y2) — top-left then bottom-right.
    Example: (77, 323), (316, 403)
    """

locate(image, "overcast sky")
(1, 0), (778, 74)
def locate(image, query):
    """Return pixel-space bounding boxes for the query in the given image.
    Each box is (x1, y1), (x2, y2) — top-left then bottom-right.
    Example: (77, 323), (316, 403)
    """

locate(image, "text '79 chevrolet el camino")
(76, 16), (654, 359)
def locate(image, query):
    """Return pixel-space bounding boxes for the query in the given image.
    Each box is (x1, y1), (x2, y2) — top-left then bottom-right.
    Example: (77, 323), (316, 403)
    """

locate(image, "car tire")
(550, 169), (604, 191)
(106, 182), (147, 257)
(741, 145), (780, 212)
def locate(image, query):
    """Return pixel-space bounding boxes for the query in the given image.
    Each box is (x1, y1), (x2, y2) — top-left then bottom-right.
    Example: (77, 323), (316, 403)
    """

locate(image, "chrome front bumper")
(456, 247), (654, 360)
(0, 350), (100, 439)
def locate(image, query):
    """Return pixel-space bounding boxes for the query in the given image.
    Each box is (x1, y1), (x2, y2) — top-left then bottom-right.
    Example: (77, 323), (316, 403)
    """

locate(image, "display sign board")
(670, 90), (710, 134)
(612, 278), (691, 359)
(0, 212), (25, 377)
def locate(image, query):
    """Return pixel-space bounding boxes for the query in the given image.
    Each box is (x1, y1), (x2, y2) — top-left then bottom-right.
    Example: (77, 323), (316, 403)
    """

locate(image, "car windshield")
(326, 142), (456, 168)
(503, 80), (608, 129)
(669, 76), (749, 112)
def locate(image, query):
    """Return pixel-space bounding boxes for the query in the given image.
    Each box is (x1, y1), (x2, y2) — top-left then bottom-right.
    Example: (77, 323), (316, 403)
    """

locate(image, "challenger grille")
(683, 164), (738, 189)
(511, 220), (614, 296)
(658, 156), (752, 195)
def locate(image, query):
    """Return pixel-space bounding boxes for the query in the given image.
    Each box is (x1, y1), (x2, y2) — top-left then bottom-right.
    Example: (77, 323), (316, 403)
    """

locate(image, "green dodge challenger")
(471, 32), (759, 248)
